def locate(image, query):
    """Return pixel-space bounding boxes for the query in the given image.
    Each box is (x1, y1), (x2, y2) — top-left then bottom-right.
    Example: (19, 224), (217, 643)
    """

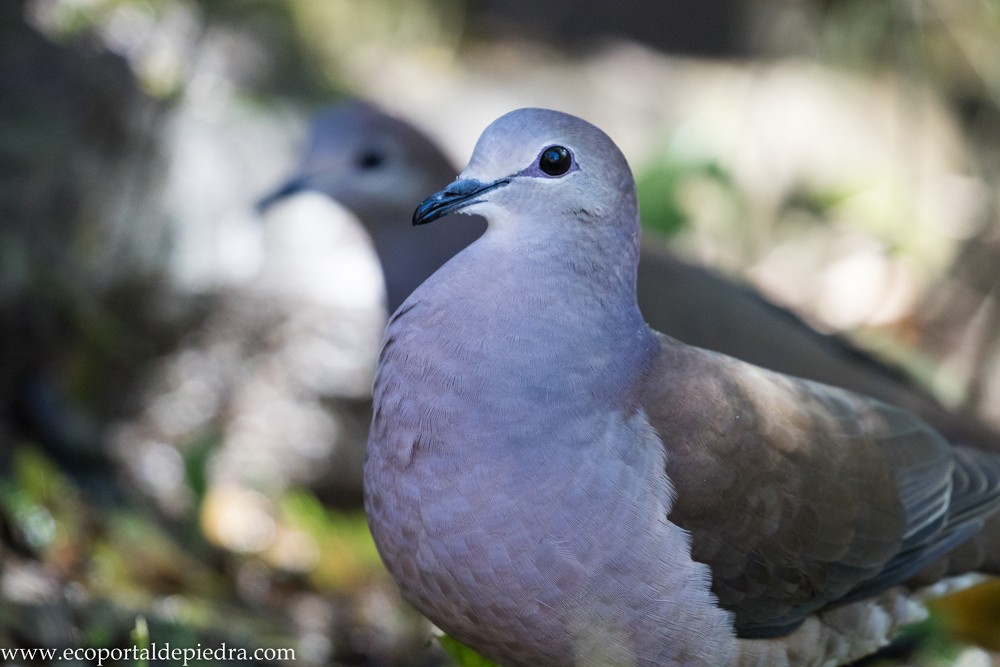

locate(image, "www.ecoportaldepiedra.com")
(0, 643), (295, 666)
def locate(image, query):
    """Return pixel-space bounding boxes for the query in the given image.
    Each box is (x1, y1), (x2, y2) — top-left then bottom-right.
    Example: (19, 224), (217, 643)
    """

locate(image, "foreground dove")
(259, 101), (1000, 451)
(364, 108), (1000, 666)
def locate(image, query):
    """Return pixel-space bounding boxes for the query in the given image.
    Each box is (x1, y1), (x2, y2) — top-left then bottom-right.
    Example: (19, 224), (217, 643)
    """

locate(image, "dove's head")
(257, 101), (457, 221)
(413, 108), (639, 245)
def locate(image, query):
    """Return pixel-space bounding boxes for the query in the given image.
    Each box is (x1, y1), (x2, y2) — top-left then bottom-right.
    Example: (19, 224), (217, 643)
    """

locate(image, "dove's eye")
(357, 149), (385, 169)
(538, 145), (572, 176)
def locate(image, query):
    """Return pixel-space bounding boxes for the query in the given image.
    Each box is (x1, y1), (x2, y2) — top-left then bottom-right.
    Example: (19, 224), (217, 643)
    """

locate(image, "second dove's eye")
(539, 145), (572, 176)
(357, 149), (385, 169)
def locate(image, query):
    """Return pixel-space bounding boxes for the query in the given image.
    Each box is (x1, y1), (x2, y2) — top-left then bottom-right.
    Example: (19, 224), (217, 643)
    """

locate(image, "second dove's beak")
(255, 176), (309, 214)
(412, 177), (509, 226)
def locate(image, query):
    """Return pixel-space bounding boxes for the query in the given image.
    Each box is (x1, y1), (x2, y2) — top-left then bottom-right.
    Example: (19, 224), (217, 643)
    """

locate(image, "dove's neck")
(390, 217), (658, 430)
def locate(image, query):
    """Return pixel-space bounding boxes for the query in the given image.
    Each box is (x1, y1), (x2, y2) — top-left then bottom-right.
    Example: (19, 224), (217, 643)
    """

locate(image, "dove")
(259, 101), (1000, 453)
(364, 108), (1000, 666)
(257, 102), (486, 313)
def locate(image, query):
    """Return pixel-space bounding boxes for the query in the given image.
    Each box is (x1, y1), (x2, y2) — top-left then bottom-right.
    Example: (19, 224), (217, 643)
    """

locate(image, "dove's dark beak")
(412, 177), (509, 226)
(255, 176), (309, 214)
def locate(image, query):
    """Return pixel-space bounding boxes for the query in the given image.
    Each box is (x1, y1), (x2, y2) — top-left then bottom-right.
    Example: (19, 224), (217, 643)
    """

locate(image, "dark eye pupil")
(539, 145), (571, 176)
(358, 150), (384, 169)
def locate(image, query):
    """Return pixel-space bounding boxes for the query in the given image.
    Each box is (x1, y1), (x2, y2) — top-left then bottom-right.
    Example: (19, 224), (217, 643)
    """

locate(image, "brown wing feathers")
(643, 333), (1000, 637)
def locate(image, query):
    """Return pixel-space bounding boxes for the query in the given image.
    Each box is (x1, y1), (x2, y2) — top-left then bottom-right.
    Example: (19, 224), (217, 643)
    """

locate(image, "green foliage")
(635, 155), (738, 239)
(182, 430), (222, 506)
(0, 446), (75, 553)
(132, 616), (150, 667)
(4, 443), (67, 501)
(278, 489), (384, 591)
(437, 634), (502, 667)
(879, 612), (968, 667)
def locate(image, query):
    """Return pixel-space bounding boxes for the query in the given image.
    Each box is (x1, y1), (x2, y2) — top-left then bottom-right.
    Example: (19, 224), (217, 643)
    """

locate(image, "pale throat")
(408, 237), (654, 420)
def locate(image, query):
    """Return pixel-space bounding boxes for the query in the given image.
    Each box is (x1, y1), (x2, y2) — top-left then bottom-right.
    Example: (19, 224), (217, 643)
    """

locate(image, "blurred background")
(2, 0), (1000, 664)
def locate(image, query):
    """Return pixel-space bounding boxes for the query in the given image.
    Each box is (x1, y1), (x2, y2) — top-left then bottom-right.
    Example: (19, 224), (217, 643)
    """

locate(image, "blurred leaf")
(183, 430), (222, 507)
(929, 579), (1000, 652)
(0, 446), (80, 554)
(437, 634), (501, 667)
(278, 489), (383, 592)
(7, 445), (68, 502)
(99, 512), (223, 594)
(636, 156), (737, 239)
(132, 616), (150, 667)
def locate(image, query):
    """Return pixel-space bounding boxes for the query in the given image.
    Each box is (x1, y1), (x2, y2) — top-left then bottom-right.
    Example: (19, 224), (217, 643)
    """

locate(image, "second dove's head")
(413, 108), (638, 238)
(258, 101), (456, 218)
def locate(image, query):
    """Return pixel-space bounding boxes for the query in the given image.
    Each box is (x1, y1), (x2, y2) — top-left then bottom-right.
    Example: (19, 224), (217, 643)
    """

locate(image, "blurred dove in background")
(257, 102), (486, 314)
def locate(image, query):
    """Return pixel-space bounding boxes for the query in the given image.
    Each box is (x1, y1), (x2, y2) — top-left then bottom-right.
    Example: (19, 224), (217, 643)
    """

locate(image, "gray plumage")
(364, 108), (1000, 666)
